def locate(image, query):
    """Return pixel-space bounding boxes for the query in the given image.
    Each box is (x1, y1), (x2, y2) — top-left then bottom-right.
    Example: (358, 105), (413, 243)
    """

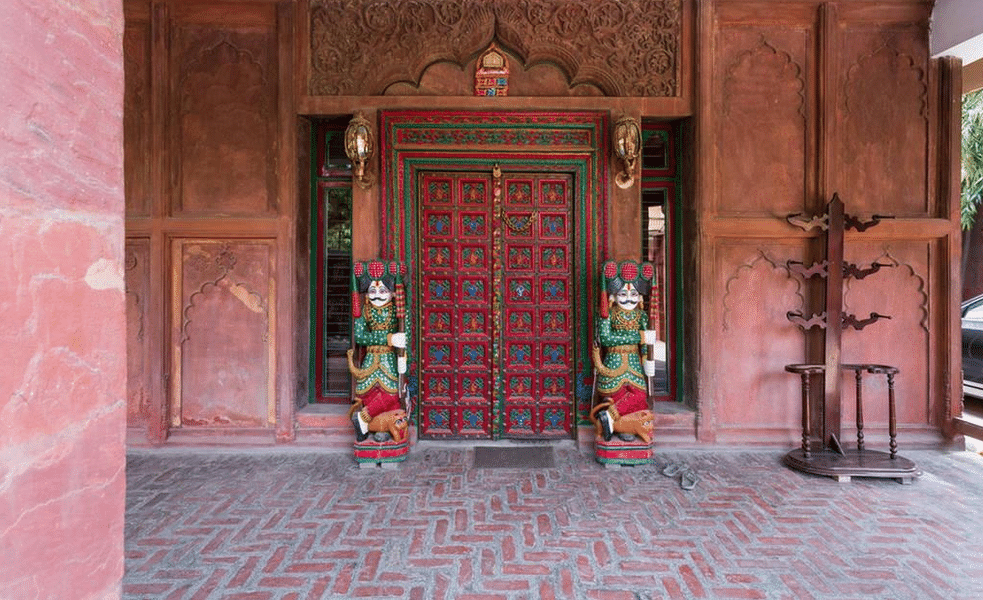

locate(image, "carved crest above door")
(309, 0), (682, 97)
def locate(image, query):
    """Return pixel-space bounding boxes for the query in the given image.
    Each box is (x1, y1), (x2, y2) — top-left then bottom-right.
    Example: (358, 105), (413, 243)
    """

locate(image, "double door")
(417, 169), (574, 439)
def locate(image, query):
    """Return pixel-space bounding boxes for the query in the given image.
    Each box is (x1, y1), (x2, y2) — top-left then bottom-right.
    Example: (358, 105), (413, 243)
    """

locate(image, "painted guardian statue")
(591, 260), (657, 447)
(346, 260), (409, 446)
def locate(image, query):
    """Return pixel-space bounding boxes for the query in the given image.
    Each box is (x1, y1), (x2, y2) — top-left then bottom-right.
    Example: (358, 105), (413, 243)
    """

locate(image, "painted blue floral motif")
(541, 280), (565, 301)
(462, 409), (483, 428)
(431, 409), (450, 429)
(428, 345), (451, 365)
(542, 344), (565, 366)
(462, 345), (485, 366)
(429, 280), (451, 301)
(428, 214), (451, 235)
(505, 215), (533, 236)
(463, 280), (484, 301)
(543, 409), (565, 429)
(510, 408), (532, 429)
(509, 280), (532, 302)
(462, 215), (486, 236)
(541, 215), (565, 237)
(509, 344), (532, 365)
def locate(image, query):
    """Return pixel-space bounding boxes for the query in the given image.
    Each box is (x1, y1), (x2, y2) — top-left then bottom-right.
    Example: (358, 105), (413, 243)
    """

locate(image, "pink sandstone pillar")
(0, 0), (126, 598)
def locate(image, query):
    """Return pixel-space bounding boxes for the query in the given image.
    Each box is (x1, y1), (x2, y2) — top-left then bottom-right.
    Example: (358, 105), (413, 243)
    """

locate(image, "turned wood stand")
(782, 195), (919, 483)
(783, 363), (918, 483)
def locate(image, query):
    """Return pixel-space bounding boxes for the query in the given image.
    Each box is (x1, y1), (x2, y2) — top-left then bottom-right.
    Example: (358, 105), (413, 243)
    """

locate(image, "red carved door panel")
(418, 170), (574, 439)
(419, 172), (495, 437)
(499, 174), (574, 438)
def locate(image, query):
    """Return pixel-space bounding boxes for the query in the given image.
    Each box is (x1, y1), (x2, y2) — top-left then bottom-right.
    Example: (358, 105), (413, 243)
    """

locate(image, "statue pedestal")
(595, 435), (652, 467)
(354, 438), (409, 468)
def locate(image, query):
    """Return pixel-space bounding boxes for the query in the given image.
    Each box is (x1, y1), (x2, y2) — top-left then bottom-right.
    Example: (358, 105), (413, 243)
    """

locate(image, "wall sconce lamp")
(613, 115), (641, 189)
(344, 112), (374, 189)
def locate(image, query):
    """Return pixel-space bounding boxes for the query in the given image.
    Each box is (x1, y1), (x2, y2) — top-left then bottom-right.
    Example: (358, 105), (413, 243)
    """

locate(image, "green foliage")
(963, 89), (983, 230)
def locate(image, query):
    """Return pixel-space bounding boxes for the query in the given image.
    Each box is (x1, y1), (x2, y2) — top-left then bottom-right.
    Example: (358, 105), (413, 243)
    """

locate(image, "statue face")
(614, 283), (640, 311)
(367, 280), (392, 307)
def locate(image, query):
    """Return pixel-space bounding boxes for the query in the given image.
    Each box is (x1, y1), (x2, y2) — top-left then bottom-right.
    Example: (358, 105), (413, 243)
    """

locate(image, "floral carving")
(309, 0), (681, 96)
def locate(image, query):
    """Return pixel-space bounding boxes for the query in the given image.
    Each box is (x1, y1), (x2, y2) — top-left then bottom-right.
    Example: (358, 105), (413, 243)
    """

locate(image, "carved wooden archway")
(309, 0), (682, 97)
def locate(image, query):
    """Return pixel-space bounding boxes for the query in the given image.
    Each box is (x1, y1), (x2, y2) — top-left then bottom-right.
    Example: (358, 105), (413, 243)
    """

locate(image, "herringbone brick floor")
(125, 445), (983, 600)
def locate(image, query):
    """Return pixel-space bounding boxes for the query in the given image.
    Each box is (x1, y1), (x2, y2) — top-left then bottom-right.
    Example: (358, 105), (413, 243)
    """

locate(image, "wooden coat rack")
(782, 194), (918, 483)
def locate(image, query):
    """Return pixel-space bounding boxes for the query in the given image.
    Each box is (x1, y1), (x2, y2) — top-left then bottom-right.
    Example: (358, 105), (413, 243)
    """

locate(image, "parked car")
(962, 294), (983, 399)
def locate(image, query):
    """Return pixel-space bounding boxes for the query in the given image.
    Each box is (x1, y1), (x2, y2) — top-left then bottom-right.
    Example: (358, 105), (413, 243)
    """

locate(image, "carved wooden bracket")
(787, 260), (828, 279)
(844, 213), (894, 232)
(787, 310), (827, 330)
(842, 261), (892, 280)
(786, 211), (829, 232)
(841, 312), (891, 331)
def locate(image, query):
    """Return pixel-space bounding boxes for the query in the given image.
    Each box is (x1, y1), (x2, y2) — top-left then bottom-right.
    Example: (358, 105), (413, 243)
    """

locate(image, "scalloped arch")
(721, 250), (805, 332)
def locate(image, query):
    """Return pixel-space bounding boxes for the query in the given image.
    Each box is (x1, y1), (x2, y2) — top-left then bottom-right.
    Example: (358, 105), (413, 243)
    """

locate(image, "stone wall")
(0, 0), (127, 597)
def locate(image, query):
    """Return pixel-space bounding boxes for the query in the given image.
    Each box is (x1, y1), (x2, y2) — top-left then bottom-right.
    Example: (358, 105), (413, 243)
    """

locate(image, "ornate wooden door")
(418, 169), (574, 439)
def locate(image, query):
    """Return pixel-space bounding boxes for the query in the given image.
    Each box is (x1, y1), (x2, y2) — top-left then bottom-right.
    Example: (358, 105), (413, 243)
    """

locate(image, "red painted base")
(353, 438), (410, 466)
(594, 435), (652, 466)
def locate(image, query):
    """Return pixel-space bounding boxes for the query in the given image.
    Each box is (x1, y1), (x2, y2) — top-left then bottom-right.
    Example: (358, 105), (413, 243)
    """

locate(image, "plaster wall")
(0, 0), (127, 597)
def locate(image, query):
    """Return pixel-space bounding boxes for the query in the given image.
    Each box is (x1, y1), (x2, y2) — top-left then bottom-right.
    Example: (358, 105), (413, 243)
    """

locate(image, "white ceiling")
(932, 0), (983, 64)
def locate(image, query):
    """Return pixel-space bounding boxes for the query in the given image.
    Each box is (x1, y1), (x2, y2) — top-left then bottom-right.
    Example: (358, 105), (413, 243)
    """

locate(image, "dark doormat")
(473, 446), (555, 468)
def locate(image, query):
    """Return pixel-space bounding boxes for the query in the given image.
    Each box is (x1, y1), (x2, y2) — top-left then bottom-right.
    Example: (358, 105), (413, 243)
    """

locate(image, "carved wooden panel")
(309, 0), (682, 97)
(174, 25), (277, 215)
(125, 239), (151, 427)
(172, 240), (275, 428)
(841, 241), (932, 427)
(500, 173), (574, 438)
(417, 170), (575, 439)
(124, 21), (151, 217)
(836, 25), (930, 216)
(419, 173), (495, 438)
(713, 243), (808, 440)
(716, 28), (812, 216)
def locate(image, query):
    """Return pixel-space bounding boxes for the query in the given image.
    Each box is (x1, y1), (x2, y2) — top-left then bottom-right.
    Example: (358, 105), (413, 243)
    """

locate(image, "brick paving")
(125, 445), (983, 600)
